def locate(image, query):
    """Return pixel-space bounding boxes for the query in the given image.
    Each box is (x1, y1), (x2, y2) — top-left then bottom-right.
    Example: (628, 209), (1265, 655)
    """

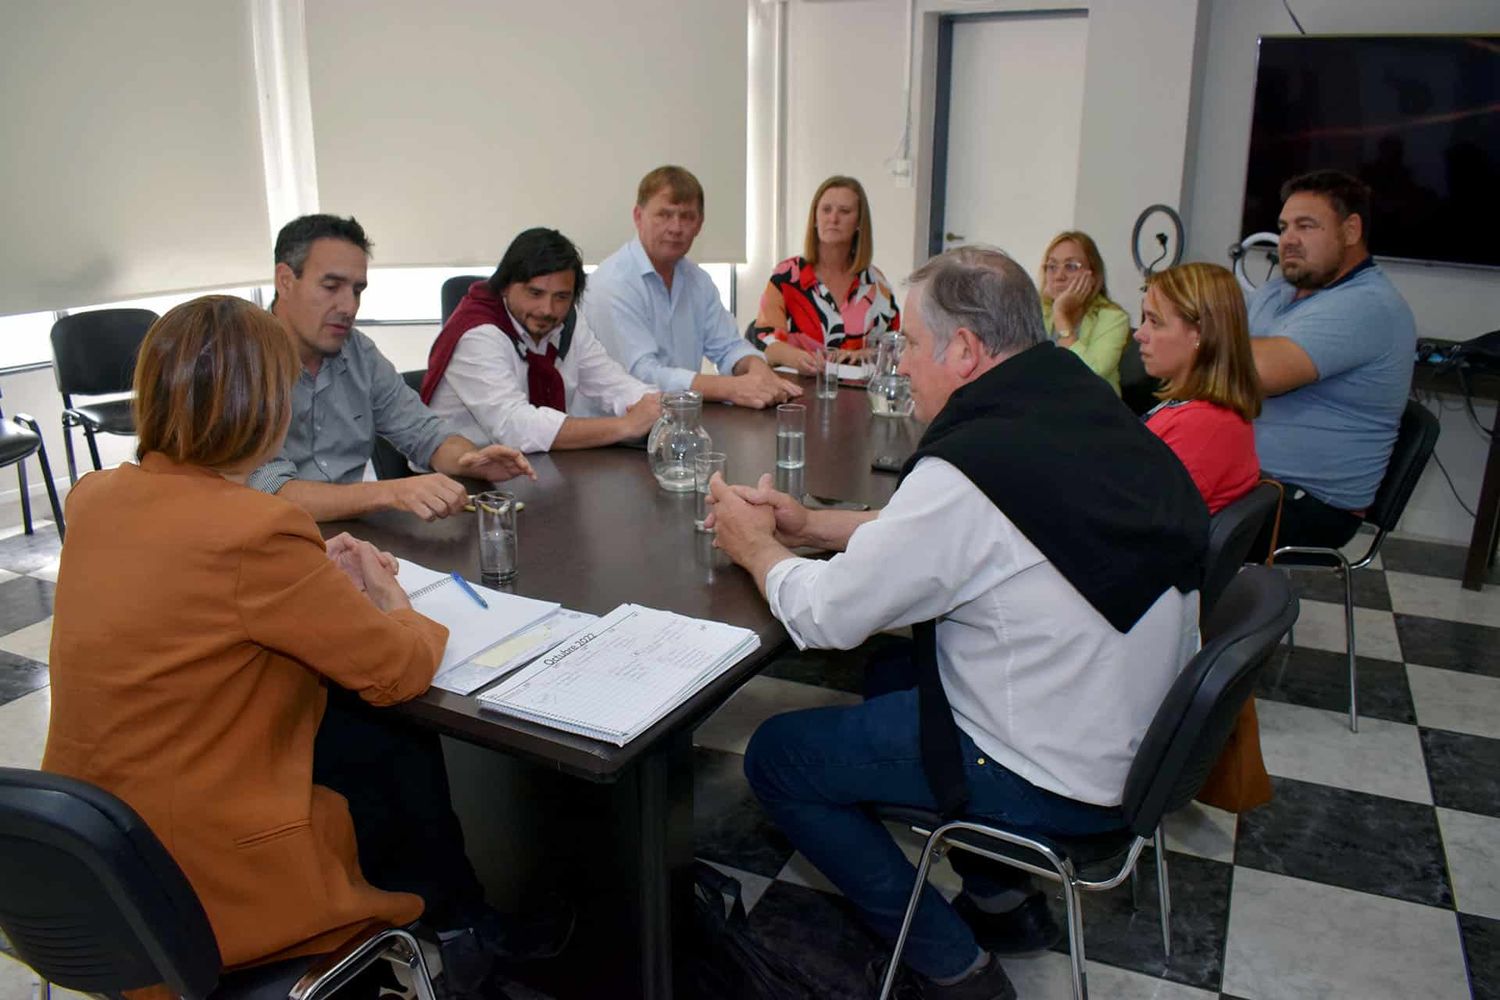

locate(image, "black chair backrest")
(0, 767), (221, 999)
(441, 275), (484, 327)
(50, 309), (158, 398)
(370, 369), (428, 481)
(1201, 481), (1281, 619)
(1118, 566), (1298, 837)
(1367, 399), (1440, 532)
(1116, 335), (1159, 417)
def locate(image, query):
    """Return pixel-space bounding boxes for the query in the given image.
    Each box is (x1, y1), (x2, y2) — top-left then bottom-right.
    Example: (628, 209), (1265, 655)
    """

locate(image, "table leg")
(634, 731), (696, 999)
(1463, 402), (1500, 590)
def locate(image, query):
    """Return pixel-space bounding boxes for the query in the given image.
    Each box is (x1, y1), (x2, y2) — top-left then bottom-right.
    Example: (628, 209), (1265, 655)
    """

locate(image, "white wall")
(748, 0), (1204, 317)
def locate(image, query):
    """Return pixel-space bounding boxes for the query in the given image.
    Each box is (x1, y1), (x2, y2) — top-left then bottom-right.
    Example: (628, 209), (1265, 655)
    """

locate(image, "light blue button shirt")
(583, 237), (761, 391)
(1249, 262), (1415, 510)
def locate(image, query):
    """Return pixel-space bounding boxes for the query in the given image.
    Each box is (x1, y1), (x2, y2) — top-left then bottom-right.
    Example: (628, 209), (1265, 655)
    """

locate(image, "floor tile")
(1438, 807), (1500, 921)
(700, 859), (774, 915)
(1396, 613), (1500, 677)
(775, 819), (965, 903)
(1380, 535), (1500, 585)
(1235, 776), (1450, 907)
(693, 675), (859, 756)
(1460, 912), (1500, 1000)
(743, 880), (882, 1000)
(0, 952), (41, 1000)
(1000, 950), (1218, 999)
(0, 570), (16, 586)
(0, 530), (62, 576)
(1422, 728), (1500, 819)
(25, 562), (57, 584)
(1286, 599), (1402, 663)
(1255, 699), (1431, 805)
(1386, 569), (1500, 628)
(1256, 644), (1413, 725)
(0, 650), (47, 708)
(1220, 866), (1470, 999)
(1285, 566), (1391, 611)
(1161, 802), (1237, 865)
(1408, 664), (1500, 739)
(1043, 848), (1232, 993)
(0, 687), (48, 769)
(692, 746), (794, 878)
(0, 578), (53, 636)
(0, 619), (52, 666)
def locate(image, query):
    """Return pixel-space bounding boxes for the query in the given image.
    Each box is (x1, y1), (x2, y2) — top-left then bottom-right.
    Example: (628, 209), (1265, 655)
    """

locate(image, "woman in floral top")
(752, 176), (901, 375)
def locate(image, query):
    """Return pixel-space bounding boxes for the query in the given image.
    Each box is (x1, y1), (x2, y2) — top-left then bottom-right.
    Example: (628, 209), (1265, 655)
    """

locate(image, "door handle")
(944, 231), (966, 241)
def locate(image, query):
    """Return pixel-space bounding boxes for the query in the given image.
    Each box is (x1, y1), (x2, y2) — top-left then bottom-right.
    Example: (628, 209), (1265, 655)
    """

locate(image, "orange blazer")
(42, 454), (448, 969)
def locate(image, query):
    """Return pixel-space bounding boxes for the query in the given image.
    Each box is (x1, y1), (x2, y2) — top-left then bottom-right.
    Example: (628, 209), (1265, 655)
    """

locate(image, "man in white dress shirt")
(709, 247), (1207, 1000)
(422, 228), (662, 452)
(584, 165), (802, 409)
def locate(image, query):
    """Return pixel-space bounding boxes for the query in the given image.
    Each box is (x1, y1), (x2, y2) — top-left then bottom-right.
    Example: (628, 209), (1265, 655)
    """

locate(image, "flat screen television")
(1241, 35), (1500, 270)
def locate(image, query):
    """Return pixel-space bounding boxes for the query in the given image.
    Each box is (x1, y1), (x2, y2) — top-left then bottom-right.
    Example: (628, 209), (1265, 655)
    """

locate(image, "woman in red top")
(1137, 263), (1263, 513)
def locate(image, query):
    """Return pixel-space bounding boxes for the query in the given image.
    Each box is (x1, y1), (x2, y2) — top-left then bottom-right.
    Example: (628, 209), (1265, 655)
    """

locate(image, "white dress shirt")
(426, 308), (653, 453)
(764, 457), (1200, 807)
(583, 237), (762, 391)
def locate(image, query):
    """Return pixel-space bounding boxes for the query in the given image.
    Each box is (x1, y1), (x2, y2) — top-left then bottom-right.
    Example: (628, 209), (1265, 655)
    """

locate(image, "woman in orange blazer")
(42, 296), (448, 969)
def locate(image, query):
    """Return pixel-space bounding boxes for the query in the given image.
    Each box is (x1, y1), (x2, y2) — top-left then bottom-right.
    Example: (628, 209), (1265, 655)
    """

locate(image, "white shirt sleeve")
(765, 458), (1034, 650)
(571, 317), (654, 415)
(441, 325), (567, 453)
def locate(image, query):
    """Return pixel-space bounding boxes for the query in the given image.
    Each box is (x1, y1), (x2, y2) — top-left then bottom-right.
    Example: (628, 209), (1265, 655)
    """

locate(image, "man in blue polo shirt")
(1249, 170), (1416, 549)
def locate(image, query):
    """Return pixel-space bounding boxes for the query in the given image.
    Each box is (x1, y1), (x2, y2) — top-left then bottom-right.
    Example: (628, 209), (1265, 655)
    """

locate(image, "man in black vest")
(709, 246), (1207, 999)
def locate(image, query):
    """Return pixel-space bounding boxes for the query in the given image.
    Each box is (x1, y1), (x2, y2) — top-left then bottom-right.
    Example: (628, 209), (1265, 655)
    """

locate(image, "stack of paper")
(432, 608), (597, 695)
(477, 604), (761, 746)
(397, 559), (559, 681)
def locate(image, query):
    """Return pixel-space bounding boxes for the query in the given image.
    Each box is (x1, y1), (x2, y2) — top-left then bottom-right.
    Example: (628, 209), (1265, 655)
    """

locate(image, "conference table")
(325, 380), (924, 999)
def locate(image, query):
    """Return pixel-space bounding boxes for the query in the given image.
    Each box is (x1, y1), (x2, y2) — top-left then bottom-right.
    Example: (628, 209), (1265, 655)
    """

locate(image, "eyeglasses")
(1044, 261), (1087, 275)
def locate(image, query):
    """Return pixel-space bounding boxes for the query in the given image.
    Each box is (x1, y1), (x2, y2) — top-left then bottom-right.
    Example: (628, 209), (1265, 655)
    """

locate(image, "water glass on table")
(694, 451), (727, 532)
(815, 348), (839, 399)
(475, 490), (519, 584)
(776, 403), (806, 470)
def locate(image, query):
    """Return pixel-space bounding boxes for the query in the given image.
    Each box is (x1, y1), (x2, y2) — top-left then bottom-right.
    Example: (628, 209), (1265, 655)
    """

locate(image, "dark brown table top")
(325, 379), (926, 781)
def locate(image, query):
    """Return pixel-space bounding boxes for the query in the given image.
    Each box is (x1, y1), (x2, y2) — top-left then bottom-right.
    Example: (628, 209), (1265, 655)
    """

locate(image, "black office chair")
(370, 370), (428, 481)
(875, 566), (1299, 1000)
(440, 275), (484, 327)
(0, 767), (436, 1000)
(1117, 336), (1159, 417)
(1274, 398), (1439, 732)
(1201, 481), (1282, 619)
(50, 308), (158, 484)
(0, 388), (66, 541)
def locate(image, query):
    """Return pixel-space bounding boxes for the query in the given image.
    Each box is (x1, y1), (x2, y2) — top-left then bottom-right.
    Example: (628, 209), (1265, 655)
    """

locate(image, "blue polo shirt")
(1249, 260), (1415, 510)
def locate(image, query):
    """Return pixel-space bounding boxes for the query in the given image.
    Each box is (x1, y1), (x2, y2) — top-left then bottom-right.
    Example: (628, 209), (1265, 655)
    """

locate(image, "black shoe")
(470, 895), (576, 962)
(864, 953), (1017, 1000)
(435, 927), (502, 999)
(952, 891), (1062, 956)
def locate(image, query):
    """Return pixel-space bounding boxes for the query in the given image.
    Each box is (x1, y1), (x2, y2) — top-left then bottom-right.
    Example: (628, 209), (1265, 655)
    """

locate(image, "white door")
(938, 13), (1089, 277)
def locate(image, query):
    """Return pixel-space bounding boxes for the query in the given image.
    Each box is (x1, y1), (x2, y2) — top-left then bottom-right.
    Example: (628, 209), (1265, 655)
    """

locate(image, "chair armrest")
(11, 413), (42, 436)
(289, 923), (427, 1000)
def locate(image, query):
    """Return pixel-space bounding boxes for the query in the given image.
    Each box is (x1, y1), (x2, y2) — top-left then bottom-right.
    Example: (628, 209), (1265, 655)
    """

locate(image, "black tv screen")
(1242, 35), (1500, 269)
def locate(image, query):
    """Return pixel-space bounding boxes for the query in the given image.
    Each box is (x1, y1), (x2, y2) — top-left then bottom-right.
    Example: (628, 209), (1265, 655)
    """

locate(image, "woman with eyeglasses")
(1038, 231), (1131, 394)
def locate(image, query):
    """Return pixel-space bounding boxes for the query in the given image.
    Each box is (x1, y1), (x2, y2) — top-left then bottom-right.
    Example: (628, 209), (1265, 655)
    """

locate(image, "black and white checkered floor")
(1, 523), (1496, 999)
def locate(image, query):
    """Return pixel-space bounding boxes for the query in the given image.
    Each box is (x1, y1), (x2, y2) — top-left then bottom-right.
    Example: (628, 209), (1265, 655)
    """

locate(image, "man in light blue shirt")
(585, 166), (801, 409)
(1249, 170), (1416, 550)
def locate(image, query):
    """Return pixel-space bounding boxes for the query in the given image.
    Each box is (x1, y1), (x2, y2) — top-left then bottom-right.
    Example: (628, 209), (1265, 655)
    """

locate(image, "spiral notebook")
(476, 603), (760, 746)
(397, 559), (558, 678)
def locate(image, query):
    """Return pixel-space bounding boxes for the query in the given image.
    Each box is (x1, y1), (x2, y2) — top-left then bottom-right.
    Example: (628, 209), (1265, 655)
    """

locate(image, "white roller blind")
(0, 1), (271, 317)
(304, 0), (748, 266)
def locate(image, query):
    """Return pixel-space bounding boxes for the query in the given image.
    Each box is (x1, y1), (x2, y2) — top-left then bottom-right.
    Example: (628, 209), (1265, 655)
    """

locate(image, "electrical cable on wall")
(1414, 392), (1479, 518)
(1281, 0), (1308, 35)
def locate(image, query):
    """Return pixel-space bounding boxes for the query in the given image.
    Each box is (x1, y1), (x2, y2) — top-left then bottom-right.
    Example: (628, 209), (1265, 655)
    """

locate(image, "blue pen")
(450, 571), (489, 609)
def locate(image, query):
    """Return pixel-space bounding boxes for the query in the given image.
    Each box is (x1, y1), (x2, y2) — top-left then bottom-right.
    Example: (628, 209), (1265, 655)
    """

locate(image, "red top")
(1146, 400), (1260, 514)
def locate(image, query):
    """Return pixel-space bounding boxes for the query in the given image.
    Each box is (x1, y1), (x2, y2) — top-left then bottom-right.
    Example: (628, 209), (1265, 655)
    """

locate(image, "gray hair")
(908, 246), (1046, 359)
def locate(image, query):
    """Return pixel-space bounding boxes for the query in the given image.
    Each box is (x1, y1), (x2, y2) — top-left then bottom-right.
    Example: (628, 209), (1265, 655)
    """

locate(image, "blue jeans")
(743, 688), (1123, 980)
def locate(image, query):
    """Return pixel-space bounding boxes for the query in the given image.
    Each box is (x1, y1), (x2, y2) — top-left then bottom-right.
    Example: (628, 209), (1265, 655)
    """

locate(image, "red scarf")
(420, 280), (570, 412)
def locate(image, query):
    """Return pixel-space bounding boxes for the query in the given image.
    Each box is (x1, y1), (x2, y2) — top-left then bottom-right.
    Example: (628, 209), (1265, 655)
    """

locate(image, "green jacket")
(1041, 298), (1131, 395)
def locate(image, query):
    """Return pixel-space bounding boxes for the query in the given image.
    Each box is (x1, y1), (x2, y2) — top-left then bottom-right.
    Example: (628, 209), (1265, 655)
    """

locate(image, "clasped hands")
(701, 473), (807, 564)
(324, 532), (410, 611)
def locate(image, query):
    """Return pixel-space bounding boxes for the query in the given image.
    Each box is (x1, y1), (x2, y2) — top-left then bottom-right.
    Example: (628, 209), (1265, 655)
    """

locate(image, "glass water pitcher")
(867, 330), (915, 418)
(647, 390), (713, 492)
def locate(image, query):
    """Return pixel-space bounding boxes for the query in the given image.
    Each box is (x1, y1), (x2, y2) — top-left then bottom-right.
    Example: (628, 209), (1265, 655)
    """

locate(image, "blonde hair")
(133, 296), (299, 468)
(636, 165), (704, 215)
(1038, 231), (1114, 309)
(1145, 263), (1263, 421)
(803, 176), (873, 273)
